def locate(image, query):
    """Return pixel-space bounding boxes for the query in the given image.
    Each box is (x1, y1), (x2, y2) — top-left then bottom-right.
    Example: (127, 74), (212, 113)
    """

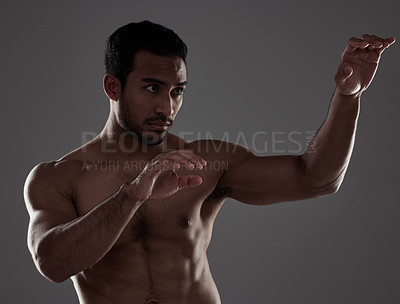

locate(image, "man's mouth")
(147, 120), (171, 131)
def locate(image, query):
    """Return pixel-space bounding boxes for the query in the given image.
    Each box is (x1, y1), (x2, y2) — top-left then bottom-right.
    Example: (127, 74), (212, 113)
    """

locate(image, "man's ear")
(103, 74), (121, 101)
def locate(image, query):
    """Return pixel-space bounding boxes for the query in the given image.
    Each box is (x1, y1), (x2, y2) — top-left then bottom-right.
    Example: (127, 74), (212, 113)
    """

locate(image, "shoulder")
(26, 158), (85, 182)
(28, 134), (103, 180)
(24, 159), (83, 206)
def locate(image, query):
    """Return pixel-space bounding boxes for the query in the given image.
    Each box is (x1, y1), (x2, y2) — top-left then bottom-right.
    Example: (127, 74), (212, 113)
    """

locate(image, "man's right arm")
(24, 150), (206, 283)
(24, 161), (144, 283)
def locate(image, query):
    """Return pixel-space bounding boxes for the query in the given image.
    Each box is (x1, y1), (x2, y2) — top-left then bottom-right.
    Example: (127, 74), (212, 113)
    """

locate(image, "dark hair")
(105, 20), (188, 89)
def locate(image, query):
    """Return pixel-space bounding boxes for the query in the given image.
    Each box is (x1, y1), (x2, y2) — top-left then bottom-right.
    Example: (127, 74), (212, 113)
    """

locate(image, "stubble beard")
(127, 130), (166, 146)
(117, 103), (169, 146)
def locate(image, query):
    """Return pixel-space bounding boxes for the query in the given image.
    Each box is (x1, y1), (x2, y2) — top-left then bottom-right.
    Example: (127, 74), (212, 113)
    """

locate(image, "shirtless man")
(24, 20), (395, 304)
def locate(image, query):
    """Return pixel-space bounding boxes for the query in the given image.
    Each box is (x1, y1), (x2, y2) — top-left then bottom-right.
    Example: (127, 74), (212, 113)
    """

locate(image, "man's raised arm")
(218, 35), (395, 205)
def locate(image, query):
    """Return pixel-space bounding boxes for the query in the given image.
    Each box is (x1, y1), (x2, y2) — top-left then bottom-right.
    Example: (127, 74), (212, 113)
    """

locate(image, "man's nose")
(155, 93), (174, 117)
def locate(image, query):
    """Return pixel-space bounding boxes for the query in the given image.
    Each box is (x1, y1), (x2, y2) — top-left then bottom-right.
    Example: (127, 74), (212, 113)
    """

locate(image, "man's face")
(116, 50), (187, 145)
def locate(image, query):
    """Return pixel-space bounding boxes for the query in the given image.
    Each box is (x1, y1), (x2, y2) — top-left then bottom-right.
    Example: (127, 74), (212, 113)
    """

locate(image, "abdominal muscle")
(71, 227), (221, 304)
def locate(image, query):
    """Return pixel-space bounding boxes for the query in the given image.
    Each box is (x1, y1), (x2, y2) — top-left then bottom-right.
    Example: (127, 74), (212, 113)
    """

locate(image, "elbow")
(298, 157), (345, 199)
(323, 172), (346, 196)
(32, 240), (71, 283)
(37, 262), (70, 284)
(321, 182), (341, 196)
(309, 176), (344, 198)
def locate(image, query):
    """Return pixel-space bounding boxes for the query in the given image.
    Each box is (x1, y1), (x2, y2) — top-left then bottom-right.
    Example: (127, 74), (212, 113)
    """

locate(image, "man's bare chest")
(71, 159), (226, 244)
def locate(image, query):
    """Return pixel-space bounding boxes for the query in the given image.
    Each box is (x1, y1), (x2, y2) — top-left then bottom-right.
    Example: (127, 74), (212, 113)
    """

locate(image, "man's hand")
(129, 150), (207, 201)
(335, 34), (395, 97)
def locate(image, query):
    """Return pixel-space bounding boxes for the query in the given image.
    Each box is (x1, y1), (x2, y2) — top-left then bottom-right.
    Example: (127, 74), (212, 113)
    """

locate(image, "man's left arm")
(218, 35), (395, 205)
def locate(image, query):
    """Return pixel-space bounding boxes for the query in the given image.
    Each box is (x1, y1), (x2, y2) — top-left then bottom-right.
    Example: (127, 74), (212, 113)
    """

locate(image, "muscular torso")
(62, 136), (230, 304)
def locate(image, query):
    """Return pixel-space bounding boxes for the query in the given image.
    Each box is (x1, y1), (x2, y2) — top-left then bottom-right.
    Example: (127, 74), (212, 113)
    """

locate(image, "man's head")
(103, 21), (188, 145)
(105, 20), (187, 90)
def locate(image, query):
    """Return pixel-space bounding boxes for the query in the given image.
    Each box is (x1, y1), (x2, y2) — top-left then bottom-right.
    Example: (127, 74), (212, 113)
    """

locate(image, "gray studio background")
(1, 0), (399, 303)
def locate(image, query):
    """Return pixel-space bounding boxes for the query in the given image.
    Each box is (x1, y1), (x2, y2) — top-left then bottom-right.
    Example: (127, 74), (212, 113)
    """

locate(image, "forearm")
(35, 183), (144, 282)
(300, 87), (360, 193)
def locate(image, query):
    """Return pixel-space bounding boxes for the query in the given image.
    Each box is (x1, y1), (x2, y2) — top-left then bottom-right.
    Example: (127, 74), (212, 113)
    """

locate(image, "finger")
(175, 149), (207, 163)
(362, 34), (395, 49)
(167, 158), (195, 170)
(169, 150), (207, 168)
(335, 62), (353, 86)
(156, 151), (197, 169)
(378, 37), (395, 55)
(343, 37), (369, 54)
(361, 34), (385, 48)
(153, 150), (207, 170)
(182, 152), (207, 168)
(384, 37), (396, 47)
(179, 175), (203, 189)
(360, 34), (396, 55)
(160, 155), (201, 171)
(148, 159), (181, 173)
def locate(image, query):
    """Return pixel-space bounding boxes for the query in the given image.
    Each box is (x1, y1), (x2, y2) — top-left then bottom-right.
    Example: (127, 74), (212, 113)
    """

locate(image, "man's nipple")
(180, 216), (192, 228)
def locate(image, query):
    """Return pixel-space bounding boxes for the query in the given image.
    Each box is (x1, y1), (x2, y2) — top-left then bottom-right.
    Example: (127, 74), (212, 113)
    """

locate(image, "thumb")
(179, 175), (203, 189)
(335, 63), (353, 86)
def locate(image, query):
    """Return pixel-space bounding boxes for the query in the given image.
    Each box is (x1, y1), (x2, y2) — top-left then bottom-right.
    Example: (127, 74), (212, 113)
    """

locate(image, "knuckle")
(371, 34), (382, 39)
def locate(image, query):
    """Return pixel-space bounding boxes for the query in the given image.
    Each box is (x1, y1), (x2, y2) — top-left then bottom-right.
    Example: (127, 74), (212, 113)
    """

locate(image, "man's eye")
(174, 87), (184, 95)
(146, 85), (159, 93)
